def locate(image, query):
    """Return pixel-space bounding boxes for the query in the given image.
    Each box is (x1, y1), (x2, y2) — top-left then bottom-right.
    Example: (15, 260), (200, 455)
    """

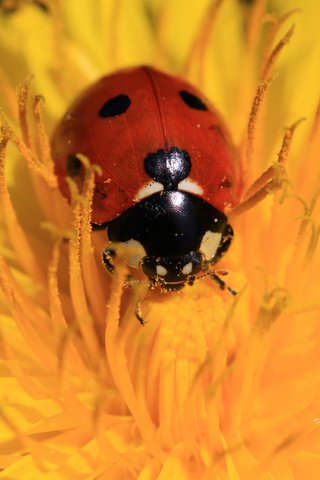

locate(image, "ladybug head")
(141, 251), (204, 291)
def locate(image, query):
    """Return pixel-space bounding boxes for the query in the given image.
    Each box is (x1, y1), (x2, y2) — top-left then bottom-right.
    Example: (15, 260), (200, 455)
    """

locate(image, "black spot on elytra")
(99, 94), (131, 118)
(179, 90), (208, 111)
(95, 182), (109, 200)
(67, 154), (82, 177)
(219, 175), (233, 189)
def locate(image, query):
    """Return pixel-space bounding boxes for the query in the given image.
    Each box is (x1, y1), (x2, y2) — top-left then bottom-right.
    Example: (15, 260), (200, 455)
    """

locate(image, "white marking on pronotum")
(200, 231), (222, 261)
(182, 262), (193, 275)
(118, 239), (146, 267)
(178, 179), (203, 195)
(134, 181), (163, 201)
(156, 265), (168, 276)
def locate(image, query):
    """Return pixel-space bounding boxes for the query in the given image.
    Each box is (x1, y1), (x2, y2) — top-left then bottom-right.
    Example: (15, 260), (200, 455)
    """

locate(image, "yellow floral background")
(0, 0), (320, 478)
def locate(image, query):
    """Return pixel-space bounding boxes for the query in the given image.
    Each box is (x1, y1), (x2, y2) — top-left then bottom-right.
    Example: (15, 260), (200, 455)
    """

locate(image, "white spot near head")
(178, 179), (203, 196)
(118, 239), (146, 267)
(134, 181), (163, 201)
(171, 191), (184, 207)
(200, 231), (222, 261)
(156, 265), (167, 276)
(182, 262), (193, 275)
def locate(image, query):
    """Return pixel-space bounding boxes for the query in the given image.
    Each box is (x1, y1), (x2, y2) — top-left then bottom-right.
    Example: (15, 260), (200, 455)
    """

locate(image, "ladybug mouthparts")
(141, 250), (204, 291)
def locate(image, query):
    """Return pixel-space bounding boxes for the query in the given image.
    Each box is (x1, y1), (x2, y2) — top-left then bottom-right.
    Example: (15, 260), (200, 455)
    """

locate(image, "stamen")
(8, 78), (60, 188)
(230, 177), (281, 218)
(32, 94), (54, 171)
(0, 66), (18, 121)
(0, 337), (46, 401)
(47, 236), (68, 333)
(260, 24), (295, 82)
(105, 265), (163, 460)
(2, 115), (57, 188)
(67, 174), (101, 366)
(47, 236), (86, 376)
(0, 255), (57, 374)
(45, 0), (63, 60)
(245, 0), (268, 50)
(245, 75), (275, 164)
(260, 10), (299, 79)
(76, 154), (106, 329)
(243, 164), (278, 200)
(106, 1), (121, 70)
(17, 75), (35, 149)
(48, 0), (100, 90)
(288, 187), (320, 279)
(231, 118), (304, 218)
(238, 287), (289, 428)
(183, 0), (225, 84)
(277, 117), (306, 165)
(244, 17), (296, 169)
(309, 100), (320, 144)
(0, 129), (44, 282)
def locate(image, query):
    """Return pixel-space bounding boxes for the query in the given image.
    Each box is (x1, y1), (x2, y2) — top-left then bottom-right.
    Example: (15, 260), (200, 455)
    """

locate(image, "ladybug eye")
(99, 94), (131, 118)
(67, 154), (83, 177)
(179, 90), (208, 111)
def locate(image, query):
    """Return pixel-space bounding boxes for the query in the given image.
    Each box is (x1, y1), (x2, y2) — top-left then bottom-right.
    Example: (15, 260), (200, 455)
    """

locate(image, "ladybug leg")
(207, 271), (237, 296)
(123, 276), (149, 326)
(187, 275), (196, 286)
(135, 301), (147, 326)
(214, 224), (234, 262)
(196, 267), (237, 295)
(148, 277), (158, 290)
(102, 247), (117, 273)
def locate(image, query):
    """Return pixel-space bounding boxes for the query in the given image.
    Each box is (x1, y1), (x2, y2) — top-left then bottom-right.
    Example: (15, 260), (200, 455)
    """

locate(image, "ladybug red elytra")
(51, 66), (242, 291)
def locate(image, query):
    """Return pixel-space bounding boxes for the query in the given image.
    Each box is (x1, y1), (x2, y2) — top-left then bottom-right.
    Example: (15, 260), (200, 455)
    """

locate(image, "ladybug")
(51, 66), (242, 292)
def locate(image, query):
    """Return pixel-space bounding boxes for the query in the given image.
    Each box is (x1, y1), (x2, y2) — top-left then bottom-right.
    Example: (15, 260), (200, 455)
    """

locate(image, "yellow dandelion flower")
(0, 0), (320, 479)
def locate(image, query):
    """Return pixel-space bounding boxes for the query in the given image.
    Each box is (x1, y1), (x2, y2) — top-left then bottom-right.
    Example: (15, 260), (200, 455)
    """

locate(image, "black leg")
(102, 247), (117, 273)
(214, 223), (234, 263)
(208, 272), (237, 296)
(135, 302), (147, 326)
